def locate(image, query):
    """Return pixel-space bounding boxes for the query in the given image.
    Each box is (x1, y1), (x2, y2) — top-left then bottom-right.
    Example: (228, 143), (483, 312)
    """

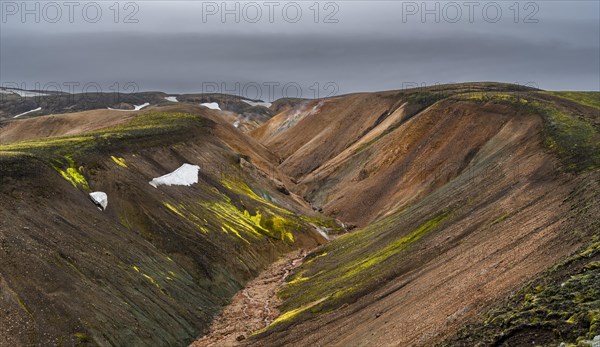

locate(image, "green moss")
(340, 211), (452, 279)
(199, 179), (301, 242)
(267, 210), (453, 332)
(0, 112), (206, 160)
(201, 200), (295, 243)
(302, 252), (327, 265)
(301, 216), (344, 234)
(269, 297), (329, 327)
(536, 102), (600, 171)
(73, 332), (91, 344)
(159, 178), (302, 244)
(142, 274), (161, 289)
(407, 91), (450, 106)
(111, 156), (127, 168)
(132, 265), (163, 290)
(459, 91), (530, 104)
(470, 96), (600, 172)
(491, 211), (516, 226)
(174, 203), (210, 234)
(14, 293), (33, 316)
(163, 202), (185, 218)
(544, 91), (600, 110)
(442, 237), (600, 346)
(51, 155), (91, 191)
(220, 178), (290, 213)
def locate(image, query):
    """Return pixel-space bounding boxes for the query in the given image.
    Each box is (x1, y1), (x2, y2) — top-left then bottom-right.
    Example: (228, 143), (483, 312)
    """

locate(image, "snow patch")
(149, 163), (200, 188)
(14, 107), (42, 118)
(133, 103), (150, 110)
(108, 103), (150, 111)
(200, 102), (221, 110)
(242, 99), (272, 108)
(233, 120), (241, 128)
(89, 192), (108, 211)
(577, 335), (600, 347)
(2, 89), (48, 97)
(165, 96), (178, 102)
(316, 227), (330, 241)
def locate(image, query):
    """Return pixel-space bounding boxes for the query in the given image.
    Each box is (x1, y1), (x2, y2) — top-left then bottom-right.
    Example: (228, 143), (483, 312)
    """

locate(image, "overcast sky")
(1, 1), (598, 100)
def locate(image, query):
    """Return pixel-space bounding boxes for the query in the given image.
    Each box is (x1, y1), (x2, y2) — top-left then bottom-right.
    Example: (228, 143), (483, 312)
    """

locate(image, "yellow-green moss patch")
(111, 156), (128, 168)
(51, 155), (90, 191)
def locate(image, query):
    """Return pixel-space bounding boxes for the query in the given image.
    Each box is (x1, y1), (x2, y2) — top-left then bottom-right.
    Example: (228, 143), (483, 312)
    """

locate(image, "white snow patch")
(14, 107), (42, 118)
(316, 227), (330, 240)
(108, 103), (150, 111)
(3, 89), (48, 97)
(242, 99), (272, 108)
(149, 163), (200, 188)
(89, 192), (108, 211)
(200, 102), (221, 110)
(165, 96), (178, 102)
(579, 335), (600, 347)
(233, 120), (241, 128)
(134, 103), (150, 110)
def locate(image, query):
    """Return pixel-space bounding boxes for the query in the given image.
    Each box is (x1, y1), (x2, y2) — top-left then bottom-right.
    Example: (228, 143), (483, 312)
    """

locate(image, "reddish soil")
(2, 83), (597, 347)
(240, 85), (599, 346)
(191, 249), (308, 347)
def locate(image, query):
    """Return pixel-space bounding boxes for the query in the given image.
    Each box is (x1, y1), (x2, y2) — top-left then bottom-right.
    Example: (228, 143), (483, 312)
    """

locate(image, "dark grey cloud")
(1, 1), (598, 99)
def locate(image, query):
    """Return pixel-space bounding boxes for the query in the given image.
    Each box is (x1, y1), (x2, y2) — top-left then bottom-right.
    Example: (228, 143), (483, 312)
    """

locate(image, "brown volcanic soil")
(243, 84), (599, 346)
(1, 83), (597, 347)
(0, 109), (137, 143)
(191, 249), (308, 347)
(251, 84), (599, 229)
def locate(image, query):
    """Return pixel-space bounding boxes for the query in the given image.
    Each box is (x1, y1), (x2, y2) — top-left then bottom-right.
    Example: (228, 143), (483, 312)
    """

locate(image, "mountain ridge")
(0, 82), (598, 346)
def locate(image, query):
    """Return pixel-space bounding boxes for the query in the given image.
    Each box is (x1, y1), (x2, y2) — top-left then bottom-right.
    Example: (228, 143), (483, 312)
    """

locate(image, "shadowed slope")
(0, 106), (325, 346)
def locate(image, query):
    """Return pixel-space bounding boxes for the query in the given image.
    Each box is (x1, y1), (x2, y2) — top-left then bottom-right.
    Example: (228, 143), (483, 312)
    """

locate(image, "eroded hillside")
(246, 84), (599, 346)
(0, 83), (598, 347)
(0, 104), (328, 346)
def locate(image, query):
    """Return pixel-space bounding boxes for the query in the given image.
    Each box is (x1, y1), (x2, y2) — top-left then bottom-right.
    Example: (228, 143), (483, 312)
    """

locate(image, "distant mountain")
(0, 88), (275, 132)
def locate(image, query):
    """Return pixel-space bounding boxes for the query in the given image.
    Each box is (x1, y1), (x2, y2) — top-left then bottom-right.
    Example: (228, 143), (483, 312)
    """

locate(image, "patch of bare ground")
(191, 249), (309, 347)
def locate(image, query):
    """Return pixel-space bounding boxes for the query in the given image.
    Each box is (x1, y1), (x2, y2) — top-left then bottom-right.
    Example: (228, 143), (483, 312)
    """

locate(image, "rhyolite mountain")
(0, 83), (598, 346)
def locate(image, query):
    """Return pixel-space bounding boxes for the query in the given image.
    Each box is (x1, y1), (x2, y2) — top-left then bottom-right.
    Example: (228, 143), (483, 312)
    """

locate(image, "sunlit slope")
(0, 106), (325, 346)
(249, 88), (599, 346)
(443, 235), (600, 346)
(252, 84), (599, 228)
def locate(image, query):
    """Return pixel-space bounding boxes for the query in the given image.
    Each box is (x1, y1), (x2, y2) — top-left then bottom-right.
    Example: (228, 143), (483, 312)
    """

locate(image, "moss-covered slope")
(248, 88), (599, 346)
(0, 108), (324, 346)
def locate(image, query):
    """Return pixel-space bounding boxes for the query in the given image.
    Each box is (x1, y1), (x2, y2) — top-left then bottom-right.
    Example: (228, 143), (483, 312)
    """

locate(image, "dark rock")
(276, 182), (290, 195)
